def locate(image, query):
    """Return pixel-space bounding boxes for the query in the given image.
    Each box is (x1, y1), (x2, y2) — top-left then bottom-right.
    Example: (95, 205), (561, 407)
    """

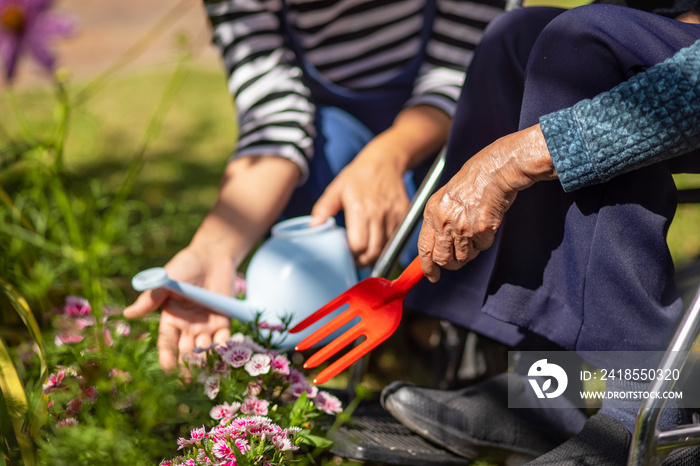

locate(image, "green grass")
(1, 64), (235, 224)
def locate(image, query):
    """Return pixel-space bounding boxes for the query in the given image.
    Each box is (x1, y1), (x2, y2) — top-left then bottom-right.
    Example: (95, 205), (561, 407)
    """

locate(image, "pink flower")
(82, 386), (98, 403)
(54, 332), (84, 346)
(246, 381), (261, 397)
(288, 382), (318, 400)
(258, 321), (284, 332)
(272, 433), (298, 452)
(240, 397), (270, 416)
(203, 374), (220, 400)
(244, 353), (270, 377)
(56, 417), (77, 428)
(212, 440), (235, 459)
(0, 0), (74, 82)
(42, 369), (66, 394)
(314, 391), (342, 414)
(240, 396), (257, 415)
(271, 354), (290, 376)
(108, 369), (132, 383)
(248, 422), (281, 440)
(102, 328), (114, 347)
(64, 296), (90, 316)
(159, 461), (173, 466)
(112, 321), (130, 337)
(234, 273), (246, 297)
(66, 397), (82, 414)
(209, 401), (241, 420)
(177, 426), (207, 450)
(190, 425), (207, 441)
(223, 345), (252, 368)
(286, 369), (306, 385)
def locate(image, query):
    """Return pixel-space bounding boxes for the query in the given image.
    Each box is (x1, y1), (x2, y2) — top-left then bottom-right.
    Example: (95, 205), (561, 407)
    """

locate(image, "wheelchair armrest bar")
(628, 282), (700, 466)
(656, 425), (700, 450)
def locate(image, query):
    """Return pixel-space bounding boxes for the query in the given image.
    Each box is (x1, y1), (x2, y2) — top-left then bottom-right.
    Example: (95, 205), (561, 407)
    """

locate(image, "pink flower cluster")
(51, 296), (130, 348)
(43, 366), (99, 428)
(166, 416), (300, 466)
(193, 333), (340, 415)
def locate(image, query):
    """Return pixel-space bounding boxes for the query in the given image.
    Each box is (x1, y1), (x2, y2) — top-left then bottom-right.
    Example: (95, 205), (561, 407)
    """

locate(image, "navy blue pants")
(406, 5), (700, 353)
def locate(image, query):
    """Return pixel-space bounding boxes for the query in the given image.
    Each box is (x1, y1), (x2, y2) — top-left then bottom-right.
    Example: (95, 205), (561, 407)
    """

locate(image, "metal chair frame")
(349, 146), (700, 465)
(628, 243), (700, 465)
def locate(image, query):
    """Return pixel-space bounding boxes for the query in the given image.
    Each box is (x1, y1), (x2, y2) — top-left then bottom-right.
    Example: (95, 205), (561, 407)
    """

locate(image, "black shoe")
(523, 413), (700, 466)
(381, 373), (572, 464)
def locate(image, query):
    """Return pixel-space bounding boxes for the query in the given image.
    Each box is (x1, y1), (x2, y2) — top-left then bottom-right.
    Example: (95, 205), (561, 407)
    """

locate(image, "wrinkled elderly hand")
(418, 124), (557, 282)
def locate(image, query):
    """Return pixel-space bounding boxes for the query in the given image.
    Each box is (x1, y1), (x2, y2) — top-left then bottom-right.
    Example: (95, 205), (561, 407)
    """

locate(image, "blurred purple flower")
(234, 272), (246, 297)
(64, 296), (91, 317)
(0, 0), (73, 82)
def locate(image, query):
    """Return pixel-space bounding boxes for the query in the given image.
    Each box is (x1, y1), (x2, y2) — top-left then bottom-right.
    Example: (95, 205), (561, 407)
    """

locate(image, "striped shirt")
(205, 0), (506, 179)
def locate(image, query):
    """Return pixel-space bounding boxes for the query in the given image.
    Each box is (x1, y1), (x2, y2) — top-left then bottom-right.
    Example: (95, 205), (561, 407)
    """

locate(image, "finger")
(123, 288), (170, 319)
(157, 319), (180, 373)
(195, 333), (212, 350)
(418, 225), (440, 283)
(432, 232), (456, 267)
(178, 331), (197, 366)
(311, 183), (342, 227)
(213, 328), (231, 346)
(453, 235), (472, 263)
(357, 214), (385, 267)
(344, 201), (369, 260)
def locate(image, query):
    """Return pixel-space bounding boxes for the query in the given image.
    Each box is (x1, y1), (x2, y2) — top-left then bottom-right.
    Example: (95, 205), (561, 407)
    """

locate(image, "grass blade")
(0, 338), (36, 465)
(0, 279), (46, 377)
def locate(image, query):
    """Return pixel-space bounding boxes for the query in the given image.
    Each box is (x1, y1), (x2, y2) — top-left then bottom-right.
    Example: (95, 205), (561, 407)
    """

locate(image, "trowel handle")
(131, 267), (254, 322)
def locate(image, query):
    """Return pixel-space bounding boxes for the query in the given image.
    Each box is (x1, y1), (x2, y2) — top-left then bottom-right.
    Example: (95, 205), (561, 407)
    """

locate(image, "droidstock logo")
(528, 359), (568, 399)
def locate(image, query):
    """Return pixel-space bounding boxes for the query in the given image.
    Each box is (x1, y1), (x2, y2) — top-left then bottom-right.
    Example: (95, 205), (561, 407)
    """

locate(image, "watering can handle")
(131, 267), (254, 322)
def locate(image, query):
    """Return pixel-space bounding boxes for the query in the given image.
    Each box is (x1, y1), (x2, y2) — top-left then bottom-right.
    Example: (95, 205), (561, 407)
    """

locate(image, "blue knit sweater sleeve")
(539, 39), (700, 192)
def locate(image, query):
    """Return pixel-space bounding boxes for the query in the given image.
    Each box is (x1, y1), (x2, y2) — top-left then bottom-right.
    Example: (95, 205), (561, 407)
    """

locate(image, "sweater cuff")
(539, 107), (600, 192)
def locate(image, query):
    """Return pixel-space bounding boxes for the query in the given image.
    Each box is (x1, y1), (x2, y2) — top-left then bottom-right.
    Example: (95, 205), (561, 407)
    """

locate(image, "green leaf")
(0, 338), (36, 465)
(288, 391), (309, 426)
(299, 433), (333, 449)
(0, 279), (46, 378)
(231, 441), (252, 466)
(0, 385), (21, 464)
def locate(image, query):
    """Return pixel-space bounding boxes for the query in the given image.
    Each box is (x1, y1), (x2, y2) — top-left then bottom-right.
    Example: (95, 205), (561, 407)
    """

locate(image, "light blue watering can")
(132, 216), (358, 349)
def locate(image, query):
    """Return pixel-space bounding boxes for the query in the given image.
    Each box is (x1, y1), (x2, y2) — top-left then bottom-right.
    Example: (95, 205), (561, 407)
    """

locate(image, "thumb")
(310, 183), (342, 226)
(123, 288), (170, 319)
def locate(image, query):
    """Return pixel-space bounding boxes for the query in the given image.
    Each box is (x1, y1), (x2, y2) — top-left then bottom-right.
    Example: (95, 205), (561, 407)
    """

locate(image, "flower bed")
(12, 295), (345, 466)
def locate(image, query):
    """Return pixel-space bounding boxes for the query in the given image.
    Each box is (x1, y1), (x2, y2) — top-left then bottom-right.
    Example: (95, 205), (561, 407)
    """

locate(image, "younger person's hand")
(123, 246), (234, 372)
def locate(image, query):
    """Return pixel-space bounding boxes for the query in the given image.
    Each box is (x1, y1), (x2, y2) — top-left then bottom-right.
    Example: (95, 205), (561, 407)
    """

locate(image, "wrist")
(379, 105), (451, 170)
(514, 124), (558, 188)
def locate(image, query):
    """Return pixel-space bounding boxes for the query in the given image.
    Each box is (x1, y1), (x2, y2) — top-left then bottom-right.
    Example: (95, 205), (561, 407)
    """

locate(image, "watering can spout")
(131, 267), (255, 322)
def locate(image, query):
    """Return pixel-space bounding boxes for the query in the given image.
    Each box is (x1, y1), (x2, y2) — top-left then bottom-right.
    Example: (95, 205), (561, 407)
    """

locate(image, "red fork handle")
(390, 256), (424, 295)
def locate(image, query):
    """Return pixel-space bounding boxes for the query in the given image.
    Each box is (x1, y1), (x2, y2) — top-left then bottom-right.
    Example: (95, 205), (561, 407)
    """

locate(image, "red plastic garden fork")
(289, 256), (425, 384)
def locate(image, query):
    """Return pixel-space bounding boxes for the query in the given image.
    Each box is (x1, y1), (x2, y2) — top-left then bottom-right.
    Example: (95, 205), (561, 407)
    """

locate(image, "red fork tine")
(294, 302), (360, 352)
(290, 257), (425, 384)
(289, 293), (350, 333)
(302, 320), (366, 368)
(311, 335), (385, 385)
